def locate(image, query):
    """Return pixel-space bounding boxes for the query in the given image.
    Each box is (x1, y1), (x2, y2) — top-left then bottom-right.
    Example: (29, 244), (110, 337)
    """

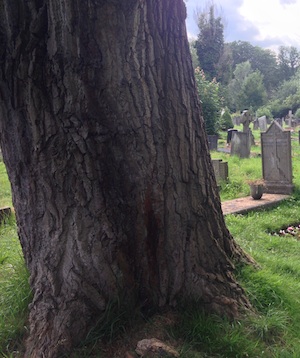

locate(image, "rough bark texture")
(0, 1), (251, 357)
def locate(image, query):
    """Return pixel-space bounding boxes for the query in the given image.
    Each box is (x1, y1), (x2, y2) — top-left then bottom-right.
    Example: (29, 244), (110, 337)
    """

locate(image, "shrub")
(219, 108), (233, 131)
(256, 106), (273, 119)
(195, 67), (221, 135)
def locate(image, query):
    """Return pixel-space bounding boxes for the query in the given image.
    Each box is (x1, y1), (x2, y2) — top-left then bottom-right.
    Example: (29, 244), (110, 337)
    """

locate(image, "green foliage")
(256, 106), (273, 119)
(240, 71), (267, 111)
(228, 41), (280, 93)
(194, 4), (224, 81)
(268, 68), (300, 117)
(189, 40), (200, 69)
(278, 45), (300, 82)
(295, 108), (300, 118)
(228, 61), (267, 112)
(195, 67), (221, 135)
(219, 108), (233, 131)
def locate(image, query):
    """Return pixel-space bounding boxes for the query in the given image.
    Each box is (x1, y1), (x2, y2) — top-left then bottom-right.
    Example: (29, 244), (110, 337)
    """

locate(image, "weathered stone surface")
(261, 121), (293, 194)
(258, 116), (267, 132)
(212, 159), (228, 184)
(230, 132), (251, 158)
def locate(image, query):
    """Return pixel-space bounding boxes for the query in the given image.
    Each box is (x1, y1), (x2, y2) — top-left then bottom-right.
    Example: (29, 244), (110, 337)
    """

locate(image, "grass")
(0, 163), (13, 208)
(3, 125), (300, 356)
(0, 215), (31, 356)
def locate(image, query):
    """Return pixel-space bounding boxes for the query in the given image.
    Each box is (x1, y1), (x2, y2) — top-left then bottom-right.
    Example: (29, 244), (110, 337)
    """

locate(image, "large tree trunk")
(0, 1), (251, 357)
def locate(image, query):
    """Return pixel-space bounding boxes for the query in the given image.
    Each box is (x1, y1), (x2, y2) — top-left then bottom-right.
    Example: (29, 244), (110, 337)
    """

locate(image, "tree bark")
(0, 1), (251, 357)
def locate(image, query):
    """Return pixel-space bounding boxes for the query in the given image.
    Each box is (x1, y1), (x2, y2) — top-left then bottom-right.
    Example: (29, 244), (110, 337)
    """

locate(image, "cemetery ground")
(2, 127), (300, 357)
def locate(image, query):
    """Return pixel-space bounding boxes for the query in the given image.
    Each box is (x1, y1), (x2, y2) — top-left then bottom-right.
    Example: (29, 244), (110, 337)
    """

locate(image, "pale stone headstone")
(230, 131), (251, 158)
(261, 121), (293, 194)
(212, 159), (228, 184)
(258, 115), (267, 131)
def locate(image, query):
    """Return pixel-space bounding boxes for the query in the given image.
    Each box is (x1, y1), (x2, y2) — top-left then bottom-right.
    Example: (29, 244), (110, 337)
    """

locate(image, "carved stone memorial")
(261, 121), (293, 194)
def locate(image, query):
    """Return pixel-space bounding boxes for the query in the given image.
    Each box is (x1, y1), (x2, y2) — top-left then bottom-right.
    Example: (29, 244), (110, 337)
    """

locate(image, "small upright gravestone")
(261, 121), (293, 194)
(211, 159), (228, 184)
(258, 116), (267, 131)
(230, 132), (251, 158)
(207, 135), (218, 150)
(230, 110), (252, 158)
(287, 110), (293, 127)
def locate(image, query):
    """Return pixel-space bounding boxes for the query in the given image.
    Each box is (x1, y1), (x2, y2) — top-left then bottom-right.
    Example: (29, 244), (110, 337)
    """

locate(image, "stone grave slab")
(230, 131), (251, 158)
(261, 121), (293, 194)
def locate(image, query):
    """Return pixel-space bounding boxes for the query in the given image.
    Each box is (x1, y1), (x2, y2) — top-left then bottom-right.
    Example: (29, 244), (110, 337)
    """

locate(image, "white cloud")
(238, 0), (300, 46)
(185, 0), (300, 51)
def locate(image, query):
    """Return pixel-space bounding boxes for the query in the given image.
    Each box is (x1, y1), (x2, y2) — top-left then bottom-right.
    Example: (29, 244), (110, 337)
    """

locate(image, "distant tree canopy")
(227, 41), (279, 93)
(192, 19), (300, 118)
(268, 67), (300, 117)
(278, 46), (300, 82)
(227, 61), (267, 113)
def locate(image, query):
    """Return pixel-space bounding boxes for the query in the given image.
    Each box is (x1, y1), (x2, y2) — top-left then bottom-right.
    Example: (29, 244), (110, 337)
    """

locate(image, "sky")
(185, 0), (300, 52)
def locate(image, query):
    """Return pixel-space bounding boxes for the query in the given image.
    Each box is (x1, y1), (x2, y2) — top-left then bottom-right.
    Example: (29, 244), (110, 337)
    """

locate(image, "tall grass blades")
(0, 217), (31, 356)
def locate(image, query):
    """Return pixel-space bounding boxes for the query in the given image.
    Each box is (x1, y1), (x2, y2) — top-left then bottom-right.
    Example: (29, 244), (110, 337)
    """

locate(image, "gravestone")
(241, 109), (255, 145)
(230, 131), (251, 158)
(258, 115), (267, 131)
(212, 159), (228, 184)
(227, 129), (238, 145)
(261, 121), (293, 194)
(287, 110), (293, 127)
(241, 110), (252, 133)
(253, 119), (259, 130)
(207, 135), (218, 150)
(219, 161), (228, 182)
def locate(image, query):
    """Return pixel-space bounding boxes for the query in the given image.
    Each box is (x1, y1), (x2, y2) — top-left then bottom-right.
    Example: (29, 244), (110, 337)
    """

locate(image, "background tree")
(194, 4), (225, 80)
(267, 68), (300, 117)
(278, 46), (300, 82)
(194, 68), (221, 134)
(228, 41), (279, 93)
(0, 1), (251, 357)
(189, 40), (200, 69)
(215, 43), (233, 85)
(239, 71), (267, 112)
(219, 108), (234, 131)
(227, 61), (267, 112)
(227, 61), (252, 111)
